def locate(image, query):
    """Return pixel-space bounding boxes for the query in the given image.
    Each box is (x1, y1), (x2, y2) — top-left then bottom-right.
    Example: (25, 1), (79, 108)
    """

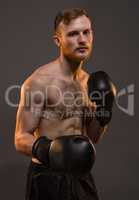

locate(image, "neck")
(57, 54), (83, 80)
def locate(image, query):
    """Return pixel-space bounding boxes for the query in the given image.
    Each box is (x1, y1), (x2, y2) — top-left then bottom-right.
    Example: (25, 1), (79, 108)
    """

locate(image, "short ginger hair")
(54, 8), (92, 32)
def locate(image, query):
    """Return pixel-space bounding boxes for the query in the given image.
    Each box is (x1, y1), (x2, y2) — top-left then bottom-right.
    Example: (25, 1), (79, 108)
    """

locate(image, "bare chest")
(44, 79), (88, 119)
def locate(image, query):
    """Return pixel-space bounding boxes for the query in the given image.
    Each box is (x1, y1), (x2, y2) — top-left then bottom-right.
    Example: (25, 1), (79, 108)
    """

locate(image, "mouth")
(76, 46), (88, 50)
(76, 47), (89, 53)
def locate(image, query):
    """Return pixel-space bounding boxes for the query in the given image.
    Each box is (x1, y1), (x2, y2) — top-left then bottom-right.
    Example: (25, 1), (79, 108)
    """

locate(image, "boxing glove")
(32, 135), (96, 175)
(87, 71), (116, 127)
(32, 136), (52, 165)
(49, 135), (96, 175)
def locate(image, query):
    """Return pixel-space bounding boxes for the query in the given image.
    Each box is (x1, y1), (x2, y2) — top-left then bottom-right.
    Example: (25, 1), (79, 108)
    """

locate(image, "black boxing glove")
(32, 136), (52, 165)
(87, 71), (116, 127)
(49, 135), (96, 175)
(32, 135), (96, 175)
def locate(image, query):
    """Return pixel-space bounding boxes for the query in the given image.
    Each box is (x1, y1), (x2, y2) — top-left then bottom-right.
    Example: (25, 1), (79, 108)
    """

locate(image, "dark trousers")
(25, 161), (99, 200)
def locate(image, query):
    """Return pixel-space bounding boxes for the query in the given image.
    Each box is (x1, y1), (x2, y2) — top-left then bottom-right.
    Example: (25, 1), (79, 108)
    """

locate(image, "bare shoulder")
(35, 60), (58, 76)
(81, 68), (90, 77)
(79, 68), (90, 85)
(22, 61), (57, 90)
(22, 72), (44, 91)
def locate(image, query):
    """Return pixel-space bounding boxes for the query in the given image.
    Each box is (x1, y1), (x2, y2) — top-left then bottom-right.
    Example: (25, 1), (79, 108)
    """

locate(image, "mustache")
(76, 46), (89, 50)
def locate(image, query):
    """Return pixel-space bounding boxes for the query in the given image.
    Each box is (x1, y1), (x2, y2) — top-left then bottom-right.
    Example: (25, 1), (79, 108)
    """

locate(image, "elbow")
(92, 136), (101, 144)
(93, 125), (108, 144)
(14, 134), (23, 152)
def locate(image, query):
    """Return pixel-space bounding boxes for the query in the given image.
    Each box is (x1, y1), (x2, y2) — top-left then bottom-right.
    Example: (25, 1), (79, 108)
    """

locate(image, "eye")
(83, 29), (91, 35)
(68, 31), (79, 37)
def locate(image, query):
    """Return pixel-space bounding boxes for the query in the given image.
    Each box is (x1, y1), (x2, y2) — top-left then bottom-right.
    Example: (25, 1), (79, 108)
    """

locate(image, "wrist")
(95, 107), (112, 127)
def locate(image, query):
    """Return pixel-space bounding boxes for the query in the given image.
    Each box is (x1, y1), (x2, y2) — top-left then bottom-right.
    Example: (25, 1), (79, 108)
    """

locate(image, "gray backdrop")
(0, 0), (138, 200)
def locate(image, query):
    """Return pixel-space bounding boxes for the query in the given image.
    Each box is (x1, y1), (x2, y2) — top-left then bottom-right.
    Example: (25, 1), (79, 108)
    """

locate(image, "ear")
(53, 34), (61, 47)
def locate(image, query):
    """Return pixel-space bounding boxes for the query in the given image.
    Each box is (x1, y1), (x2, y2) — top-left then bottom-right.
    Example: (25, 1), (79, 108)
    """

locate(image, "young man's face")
(56, 15), (93, 62)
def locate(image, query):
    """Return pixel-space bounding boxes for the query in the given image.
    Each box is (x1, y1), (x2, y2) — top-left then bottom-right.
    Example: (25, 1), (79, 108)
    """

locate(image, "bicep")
(15, 106), (41, 135)
(15, 81), (44, 136)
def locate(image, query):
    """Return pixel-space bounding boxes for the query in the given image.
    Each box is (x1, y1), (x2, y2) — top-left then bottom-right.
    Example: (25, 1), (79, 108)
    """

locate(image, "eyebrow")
(67, 28), (92, 35)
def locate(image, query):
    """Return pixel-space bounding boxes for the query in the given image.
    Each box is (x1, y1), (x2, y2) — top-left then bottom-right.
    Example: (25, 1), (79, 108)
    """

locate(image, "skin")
(14, 15), (107, 163)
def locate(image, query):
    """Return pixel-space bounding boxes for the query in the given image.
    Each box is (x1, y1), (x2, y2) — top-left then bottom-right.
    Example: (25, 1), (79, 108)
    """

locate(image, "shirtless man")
(14, 8), (116, 200)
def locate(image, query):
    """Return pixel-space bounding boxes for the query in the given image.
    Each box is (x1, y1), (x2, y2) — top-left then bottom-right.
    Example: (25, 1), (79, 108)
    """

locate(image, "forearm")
(15, 132), (36, 156)
(86, 117), (108, 144)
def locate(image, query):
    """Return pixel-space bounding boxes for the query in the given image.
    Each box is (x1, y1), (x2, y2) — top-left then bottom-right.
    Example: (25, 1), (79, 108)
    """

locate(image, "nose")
(78, 33), (86, 44)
